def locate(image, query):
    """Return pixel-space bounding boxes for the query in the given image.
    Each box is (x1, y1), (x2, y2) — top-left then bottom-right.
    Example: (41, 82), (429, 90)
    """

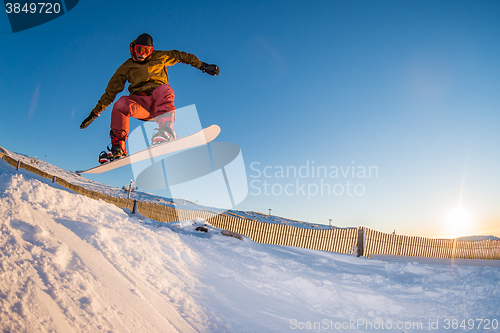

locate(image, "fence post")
(357, 227), (365, 257)
(127, 180), (134, 199)
(132, 200), (138, 214)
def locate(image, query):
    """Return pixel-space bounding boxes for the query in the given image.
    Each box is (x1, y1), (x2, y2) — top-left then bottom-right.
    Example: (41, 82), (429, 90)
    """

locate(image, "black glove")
(80, 111), (99, 129)
(200, 62), (220, 76)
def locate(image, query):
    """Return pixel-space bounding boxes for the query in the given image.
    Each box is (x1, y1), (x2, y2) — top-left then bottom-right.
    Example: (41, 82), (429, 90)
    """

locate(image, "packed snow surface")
(1, 157), (499, 332)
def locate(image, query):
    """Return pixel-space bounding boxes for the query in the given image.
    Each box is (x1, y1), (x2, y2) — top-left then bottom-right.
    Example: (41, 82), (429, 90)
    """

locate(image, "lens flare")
(446, 207), (473, 238)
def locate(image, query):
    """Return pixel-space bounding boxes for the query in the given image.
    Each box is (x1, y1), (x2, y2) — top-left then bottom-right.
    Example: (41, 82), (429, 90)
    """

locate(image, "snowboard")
(76, 125), (220, 174)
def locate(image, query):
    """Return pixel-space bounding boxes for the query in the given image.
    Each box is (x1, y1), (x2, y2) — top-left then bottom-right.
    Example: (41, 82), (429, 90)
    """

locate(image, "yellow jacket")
(93, 47), (203, 114)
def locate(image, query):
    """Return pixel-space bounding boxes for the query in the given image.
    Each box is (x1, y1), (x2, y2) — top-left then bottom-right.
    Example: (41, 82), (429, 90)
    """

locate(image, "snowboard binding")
(99, 144), (126, 164)
(151, 124), (177, 146)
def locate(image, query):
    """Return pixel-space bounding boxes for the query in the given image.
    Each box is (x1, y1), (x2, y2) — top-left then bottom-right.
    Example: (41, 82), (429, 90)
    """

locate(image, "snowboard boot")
(151, 124), (176, 145)
(99, 133), (127, 164)
(151, 113), (176, 145)
(98, 145), (126, 164)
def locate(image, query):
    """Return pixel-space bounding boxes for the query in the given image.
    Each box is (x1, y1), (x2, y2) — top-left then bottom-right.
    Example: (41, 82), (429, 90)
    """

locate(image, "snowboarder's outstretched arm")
(159, 50), (220, 76)
(80, 66), (128, 129)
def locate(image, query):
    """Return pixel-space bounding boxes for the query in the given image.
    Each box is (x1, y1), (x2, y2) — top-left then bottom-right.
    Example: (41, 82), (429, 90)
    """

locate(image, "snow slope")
(1, 157), (500, 332)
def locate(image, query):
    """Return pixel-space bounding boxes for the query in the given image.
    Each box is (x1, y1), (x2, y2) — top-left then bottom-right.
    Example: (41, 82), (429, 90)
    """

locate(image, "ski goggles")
(134, 44), (154, 56)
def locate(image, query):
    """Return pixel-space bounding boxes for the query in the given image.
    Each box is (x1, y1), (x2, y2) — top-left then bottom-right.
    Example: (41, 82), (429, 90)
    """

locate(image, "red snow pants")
(110, 84), (175, 152)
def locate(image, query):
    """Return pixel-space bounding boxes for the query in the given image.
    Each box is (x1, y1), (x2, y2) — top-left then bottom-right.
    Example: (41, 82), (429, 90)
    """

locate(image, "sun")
(446, 207), (473, 238)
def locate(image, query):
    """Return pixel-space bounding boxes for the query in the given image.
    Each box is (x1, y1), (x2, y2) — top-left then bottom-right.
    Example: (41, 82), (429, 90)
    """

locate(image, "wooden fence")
(362, 227), (500, 260)
(1, 153), (135, 211)
(206, 215), (359, 253)
(2, 151), (499, 260)
(131, 200), (360, 254)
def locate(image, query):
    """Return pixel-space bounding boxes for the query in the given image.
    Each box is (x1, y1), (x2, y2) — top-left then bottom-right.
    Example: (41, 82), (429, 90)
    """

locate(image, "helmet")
(131, 33), (154, 62)
(135, 33), (153, 47)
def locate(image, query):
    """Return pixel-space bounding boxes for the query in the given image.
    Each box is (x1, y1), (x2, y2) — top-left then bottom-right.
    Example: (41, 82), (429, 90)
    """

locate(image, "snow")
(1, 156), (500, 332)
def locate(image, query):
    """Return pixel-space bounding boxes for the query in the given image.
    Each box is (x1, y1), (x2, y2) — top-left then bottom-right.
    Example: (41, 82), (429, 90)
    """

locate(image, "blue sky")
(2, 0), (499, 237)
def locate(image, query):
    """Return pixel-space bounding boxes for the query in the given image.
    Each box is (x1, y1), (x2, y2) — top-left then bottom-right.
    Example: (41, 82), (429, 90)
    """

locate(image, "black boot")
(98, 145), (126, 164)
(98, 132), (127, 164)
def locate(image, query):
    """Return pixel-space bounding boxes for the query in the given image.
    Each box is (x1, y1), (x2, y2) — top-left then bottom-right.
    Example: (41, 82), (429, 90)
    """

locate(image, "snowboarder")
(79, 33), (220, 163)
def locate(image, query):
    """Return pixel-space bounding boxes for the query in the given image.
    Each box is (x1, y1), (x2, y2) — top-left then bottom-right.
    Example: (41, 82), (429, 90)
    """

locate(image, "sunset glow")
(446, 207), (474, 238)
